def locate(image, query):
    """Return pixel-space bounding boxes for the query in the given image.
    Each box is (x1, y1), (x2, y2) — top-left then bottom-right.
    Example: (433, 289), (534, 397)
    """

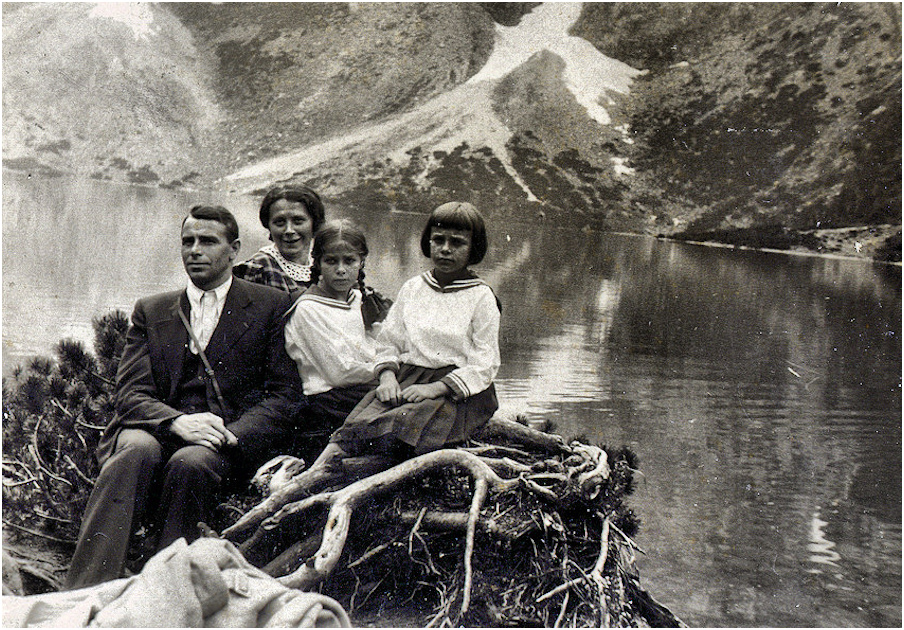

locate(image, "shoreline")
(611, 227), (902, 266)
(4, 168), (899, 266)
(662, 236), (903, 266)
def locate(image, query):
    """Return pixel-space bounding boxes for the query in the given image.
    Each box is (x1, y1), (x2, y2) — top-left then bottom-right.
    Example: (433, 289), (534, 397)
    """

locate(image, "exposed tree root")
(538, 517), (610, 605)
(268, 449), (517, 591)
(211, 414), (685, 626)
(223, 416), (562, 543)
(223, 453), (396, 542)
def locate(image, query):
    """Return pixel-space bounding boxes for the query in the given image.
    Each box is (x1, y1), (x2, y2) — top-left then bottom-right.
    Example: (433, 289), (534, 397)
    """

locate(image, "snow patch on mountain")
(611, 157), (635, 177)
(469, 2), (641, 126)
(88, 3), (157, 40)
(225, 2), (641, 198)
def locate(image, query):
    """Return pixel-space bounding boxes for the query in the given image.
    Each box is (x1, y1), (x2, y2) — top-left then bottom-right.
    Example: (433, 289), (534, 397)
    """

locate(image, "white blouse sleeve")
(284, 305), (307, 377)
(373, 284), (409, 375)
(441, 288), (500, 399)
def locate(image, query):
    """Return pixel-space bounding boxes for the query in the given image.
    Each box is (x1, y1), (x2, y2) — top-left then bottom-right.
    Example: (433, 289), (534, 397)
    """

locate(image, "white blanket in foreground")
(3, 537), (350, 628)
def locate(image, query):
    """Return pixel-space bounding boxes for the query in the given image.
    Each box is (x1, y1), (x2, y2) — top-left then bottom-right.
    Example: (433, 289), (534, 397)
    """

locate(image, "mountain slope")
(222, 3), (643, 228)
(2, 2), (496, 184)
(2, 2), (221, 185)
(577, 3), (901, 258)
(3, 2), (900, 259)
(168, 2), (495, 171)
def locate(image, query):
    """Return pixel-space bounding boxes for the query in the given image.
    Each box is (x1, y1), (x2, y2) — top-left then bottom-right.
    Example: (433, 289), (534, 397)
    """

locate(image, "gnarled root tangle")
(216, 416), (684, 627)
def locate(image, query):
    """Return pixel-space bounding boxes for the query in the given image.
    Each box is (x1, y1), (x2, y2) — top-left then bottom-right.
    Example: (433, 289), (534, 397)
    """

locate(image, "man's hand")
(375, 370), (403, 406)
(170, 413), (238, 451)
(401, 381), (450, 403)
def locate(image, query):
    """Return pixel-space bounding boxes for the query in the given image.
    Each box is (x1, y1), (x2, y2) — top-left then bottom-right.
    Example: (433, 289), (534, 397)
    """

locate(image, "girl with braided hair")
(283, 219), (379, 446)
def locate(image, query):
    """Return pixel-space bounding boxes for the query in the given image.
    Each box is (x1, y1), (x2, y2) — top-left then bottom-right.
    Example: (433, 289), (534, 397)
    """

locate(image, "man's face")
(181, 217), (240, 290)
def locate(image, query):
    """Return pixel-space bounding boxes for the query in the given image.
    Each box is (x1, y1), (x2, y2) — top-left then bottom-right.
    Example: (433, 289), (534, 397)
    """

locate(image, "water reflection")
(2, 174), (901, 627)
(807, 509), (841, 571)
(487, 232), (901, 627)
(5, 183), (260, 368)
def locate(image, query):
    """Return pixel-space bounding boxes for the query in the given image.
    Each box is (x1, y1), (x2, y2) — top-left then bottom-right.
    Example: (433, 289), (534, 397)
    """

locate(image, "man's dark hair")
(184, 205), (240, 242)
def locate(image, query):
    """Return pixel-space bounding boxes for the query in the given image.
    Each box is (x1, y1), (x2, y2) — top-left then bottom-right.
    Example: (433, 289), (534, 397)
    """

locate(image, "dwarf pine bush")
(2, 310), (128, 541)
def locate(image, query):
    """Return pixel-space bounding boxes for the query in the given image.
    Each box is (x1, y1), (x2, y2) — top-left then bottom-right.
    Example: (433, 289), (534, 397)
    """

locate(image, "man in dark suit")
(66, 205), (304, 589)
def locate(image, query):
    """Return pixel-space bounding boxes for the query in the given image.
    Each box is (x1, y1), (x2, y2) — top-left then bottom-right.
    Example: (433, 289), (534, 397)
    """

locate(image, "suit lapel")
(163, 293), (191, 401)
(204, 280), (252, 366)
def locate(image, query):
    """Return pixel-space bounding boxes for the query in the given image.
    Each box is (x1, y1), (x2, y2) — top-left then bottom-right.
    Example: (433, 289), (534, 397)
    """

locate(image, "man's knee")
(103, 429), (164, 474)
(165, 445), (228, 481)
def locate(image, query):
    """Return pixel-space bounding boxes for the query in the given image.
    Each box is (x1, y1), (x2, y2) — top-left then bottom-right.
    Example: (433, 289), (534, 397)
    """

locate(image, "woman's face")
(429, 226), (472, 276)
(268, 199), (314, 263)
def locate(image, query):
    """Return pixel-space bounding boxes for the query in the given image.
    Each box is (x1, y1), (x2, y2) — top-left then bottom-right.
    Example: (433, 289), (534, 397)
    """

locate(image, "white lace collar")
(261, 244), (312, 282)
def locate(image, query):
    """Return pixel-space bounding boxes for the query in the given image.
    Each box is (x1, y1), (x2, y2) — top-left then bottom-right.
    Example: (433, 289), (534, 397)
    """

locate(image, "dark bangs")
(420, 202), (488, 264)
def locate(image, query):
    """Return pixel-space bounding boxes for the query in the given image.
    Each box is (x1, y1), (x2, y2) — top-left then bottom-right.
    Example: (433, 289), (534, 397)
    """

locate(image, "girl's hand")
(376, 371), (403, 406)
(402, 382), (451, 403)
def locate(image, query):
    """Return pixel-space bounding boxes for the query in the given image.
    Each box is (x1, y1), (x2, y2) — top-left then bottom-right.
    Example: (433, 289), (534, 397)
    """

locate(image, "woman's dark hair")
(184, 205), (239, 242)
(310, 219), (369, 290)
(259, 185), (326, 234)
(419, 201), (488, 264)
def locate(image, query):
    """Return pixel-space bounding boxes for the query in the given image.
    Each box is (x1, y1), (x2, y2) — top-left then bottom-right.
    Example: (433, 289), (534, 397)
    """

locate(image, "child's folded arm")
(442, 290), (501, 399)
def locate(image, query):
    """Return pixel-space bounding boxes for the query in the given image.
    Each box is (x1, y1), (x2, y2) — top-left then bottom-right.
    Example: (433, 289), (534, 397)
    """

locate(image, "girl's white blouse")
(375, 273), (500, 399)
(284, 289), (376, 396)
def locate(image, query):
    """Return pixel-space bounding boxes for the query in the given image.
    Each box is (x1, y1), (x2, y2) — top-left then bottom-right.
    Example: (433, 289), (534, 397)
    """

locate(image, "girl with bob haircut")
(317, 201), (501, 465)
(419, 201), (489, 264)
(284, 220), (380, 453)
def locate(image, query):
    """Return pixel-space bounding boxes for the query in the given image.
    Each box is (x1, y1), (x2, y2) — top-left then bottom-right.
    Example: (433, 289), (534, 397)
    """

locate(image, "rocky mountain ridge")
(584, 3), (901, 260)
(3, 2), (900, 260)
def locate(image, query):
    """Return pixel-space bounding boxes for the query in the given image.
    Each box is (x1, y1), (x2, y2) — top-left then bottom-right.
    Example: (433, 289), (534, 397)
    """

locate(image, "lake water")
(3, 174), (901, 627)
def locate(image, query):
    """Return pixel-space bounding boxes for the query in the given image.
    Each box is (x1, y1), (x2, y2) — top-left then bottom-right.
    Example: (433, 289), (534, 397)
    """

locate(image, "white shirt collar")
(186, 275), (233, 311)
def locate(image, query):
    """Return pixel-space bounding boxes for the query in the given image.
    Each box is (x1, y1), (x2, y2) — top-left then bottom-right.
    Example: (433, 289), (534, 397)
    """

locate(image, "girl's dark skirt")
(331, 364), (498, 455)
(293, 383), (375, 459)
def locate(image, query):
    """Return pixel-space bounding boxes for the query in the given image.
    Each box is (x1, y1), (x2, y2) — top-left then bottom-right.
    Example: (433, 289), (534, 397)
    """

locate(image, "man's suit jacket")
(95, 278), (303, 464)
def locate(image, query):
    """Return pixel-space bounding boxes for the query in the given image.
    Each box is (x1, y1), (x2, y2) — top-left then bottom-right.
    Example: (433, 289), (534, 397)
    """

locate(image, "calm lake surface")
(3, 174), (901, 627)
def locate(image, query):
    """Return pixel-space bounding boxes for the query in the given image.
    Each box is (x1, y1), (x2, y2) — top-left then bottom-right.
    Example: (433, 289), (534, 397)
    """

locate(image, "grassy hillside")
(495, 50), (636, 228)
(169, 3), (495, 171)
(575, 2), (901, 260)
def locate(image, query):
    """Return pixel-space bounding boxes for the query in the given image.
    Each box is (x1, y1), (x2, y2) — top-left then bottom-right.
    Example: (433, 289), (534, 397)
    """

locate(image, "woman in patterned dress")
(233, 185), (326, 297)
